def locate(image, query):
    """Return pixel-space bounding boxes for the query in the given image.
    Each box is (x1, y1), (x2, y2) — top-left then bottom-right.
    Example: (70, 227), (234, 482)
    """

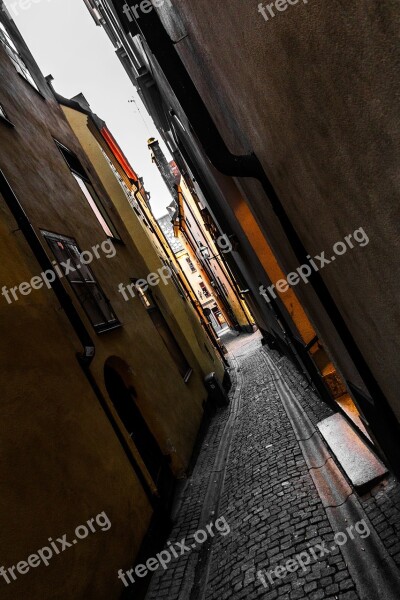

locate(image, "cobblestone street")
(145, 332), (400, 600)
(3, 5), (400, 599)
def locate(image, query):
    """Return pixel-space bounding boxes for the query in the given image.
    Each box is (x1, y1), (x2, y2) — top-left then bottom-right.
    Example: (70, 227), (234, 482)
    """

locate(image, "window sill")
(95, 321), (123, 334)
(108, 235), (124, 245)
(0, 115), (14, 128)
(17, 72), (45, 99)
(183, 368), (193, 384)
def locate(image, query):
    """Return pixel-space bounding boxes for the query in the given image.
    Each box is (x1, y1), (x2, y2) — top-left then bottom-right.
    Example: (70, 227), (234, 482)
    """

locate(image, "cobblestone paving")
(144, 336), (242, 600)
(358, 475), (400, 568)
(145, 332), (400, 600)
(273, 349), (400, 575)
(272, 352), (334, 426)
(205, 336), (359, 600)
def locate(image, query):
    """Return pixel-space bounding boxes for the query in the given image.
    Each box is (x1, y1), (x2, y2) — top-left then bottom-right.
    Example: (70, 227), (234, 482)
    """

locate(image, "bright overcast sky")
(7, 0), (172, 218)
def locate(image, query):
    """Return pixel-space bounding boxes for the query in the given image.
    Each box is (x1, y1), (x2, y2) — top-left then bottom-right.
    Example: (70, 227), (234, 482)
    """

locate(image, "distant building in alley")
(152, 138), (255, 336)
(158, 212), (228, 336)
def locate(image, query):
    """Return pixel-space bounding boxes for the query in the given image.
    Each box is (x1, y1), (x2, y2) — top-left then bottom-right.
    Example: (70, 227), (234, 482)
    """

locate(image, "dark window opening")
(134, 282), (192, 381)
(54, 140), (120, 240)
(104, 365), (165, 483)
(200, 282), (211, 298)
(185, 256), (196, 273)
(0, 21), (39, 91)
(217, 277), (229, 297)
(166, 262), (187, 300)
(42, 231), (120, 333)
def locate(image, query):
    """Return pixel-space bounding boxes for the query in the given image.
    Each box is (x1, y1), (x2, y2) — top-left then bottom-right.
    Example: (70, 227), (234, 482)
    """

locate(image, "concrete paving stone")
(335, 570), (349, 583)
(318, 414), (388, 491)
(319, 566), (337, 578)
(379, 528), (396, 541)
(319, 575), (333, 586)
(303, 581), (317, 593)
(326, 582), (339, 594)
(341, 593), (360, 600)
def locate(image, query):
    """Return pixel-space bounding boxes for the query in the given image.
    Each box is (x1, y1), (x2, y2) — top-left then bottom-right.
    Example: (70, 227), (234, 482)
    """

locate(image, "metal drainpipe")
(0, 169), (160, 510)
(112, 3), (400, 475)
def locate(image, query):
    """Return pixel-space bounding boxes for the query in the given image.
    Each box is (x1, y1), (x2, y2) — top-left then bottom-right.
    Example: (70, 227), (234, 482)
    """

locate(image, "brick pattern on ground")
(274, 350), (400, 575)
(271, 351), (334, 426)
(204, 340), (359, 600)
(144, 349), (239, 600)
(360, 477), (400, 569)
(145, 333), (400, 599)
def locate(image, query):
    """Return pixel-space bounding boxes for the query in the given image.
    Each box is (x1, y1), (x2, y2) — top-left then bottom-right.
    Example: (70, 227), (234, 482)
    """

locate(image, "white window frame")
(0, 21), (39, 91)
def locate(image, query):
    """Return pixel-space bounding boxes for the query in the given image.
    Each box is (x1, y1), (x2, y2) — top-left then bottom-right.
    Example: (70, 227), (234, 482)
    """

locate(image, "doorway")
(104, 358), (174, 502)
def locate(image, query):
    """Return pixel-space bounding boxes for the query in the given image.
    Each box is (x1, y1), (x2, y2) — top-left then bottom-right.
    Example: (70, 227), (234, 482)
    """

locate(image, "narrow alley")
(144, 332), (400, 600)
(1, 2), (400, 599)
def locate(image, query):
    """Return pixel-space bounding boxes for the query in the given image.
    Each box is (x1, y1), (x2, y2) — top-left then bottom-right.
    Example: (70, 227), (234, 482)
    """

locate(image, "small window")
(55, 140), (120, 240)
(0, 103), (12, 126)
(0, 21), (39, 91)
(217, 277), (228, 297)
(185, 256), (196, 273)
(134, 282), (191, 381)
(43, 231), (120, 333)
(72, 173), (117, 239)
(162, 261), (187, 300)
(136, 284), (154, 310)
(200, 282), (211, 298)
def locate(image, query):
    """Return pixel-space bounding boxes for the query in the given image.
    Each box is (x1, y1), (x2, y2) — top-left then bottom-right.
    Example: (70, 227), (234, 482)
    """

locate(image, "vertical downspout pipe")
(0, 169), (160, 510)
(111, 2), (400, 476)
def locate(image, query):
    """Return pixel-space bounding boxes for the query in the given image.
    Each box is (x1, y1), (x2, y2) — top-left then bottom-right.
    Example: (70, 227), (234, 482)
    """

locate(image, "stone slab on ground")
(317, 414), (387, 492)
(144, 334), (400, 600)
(272, 350), (400, 576)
